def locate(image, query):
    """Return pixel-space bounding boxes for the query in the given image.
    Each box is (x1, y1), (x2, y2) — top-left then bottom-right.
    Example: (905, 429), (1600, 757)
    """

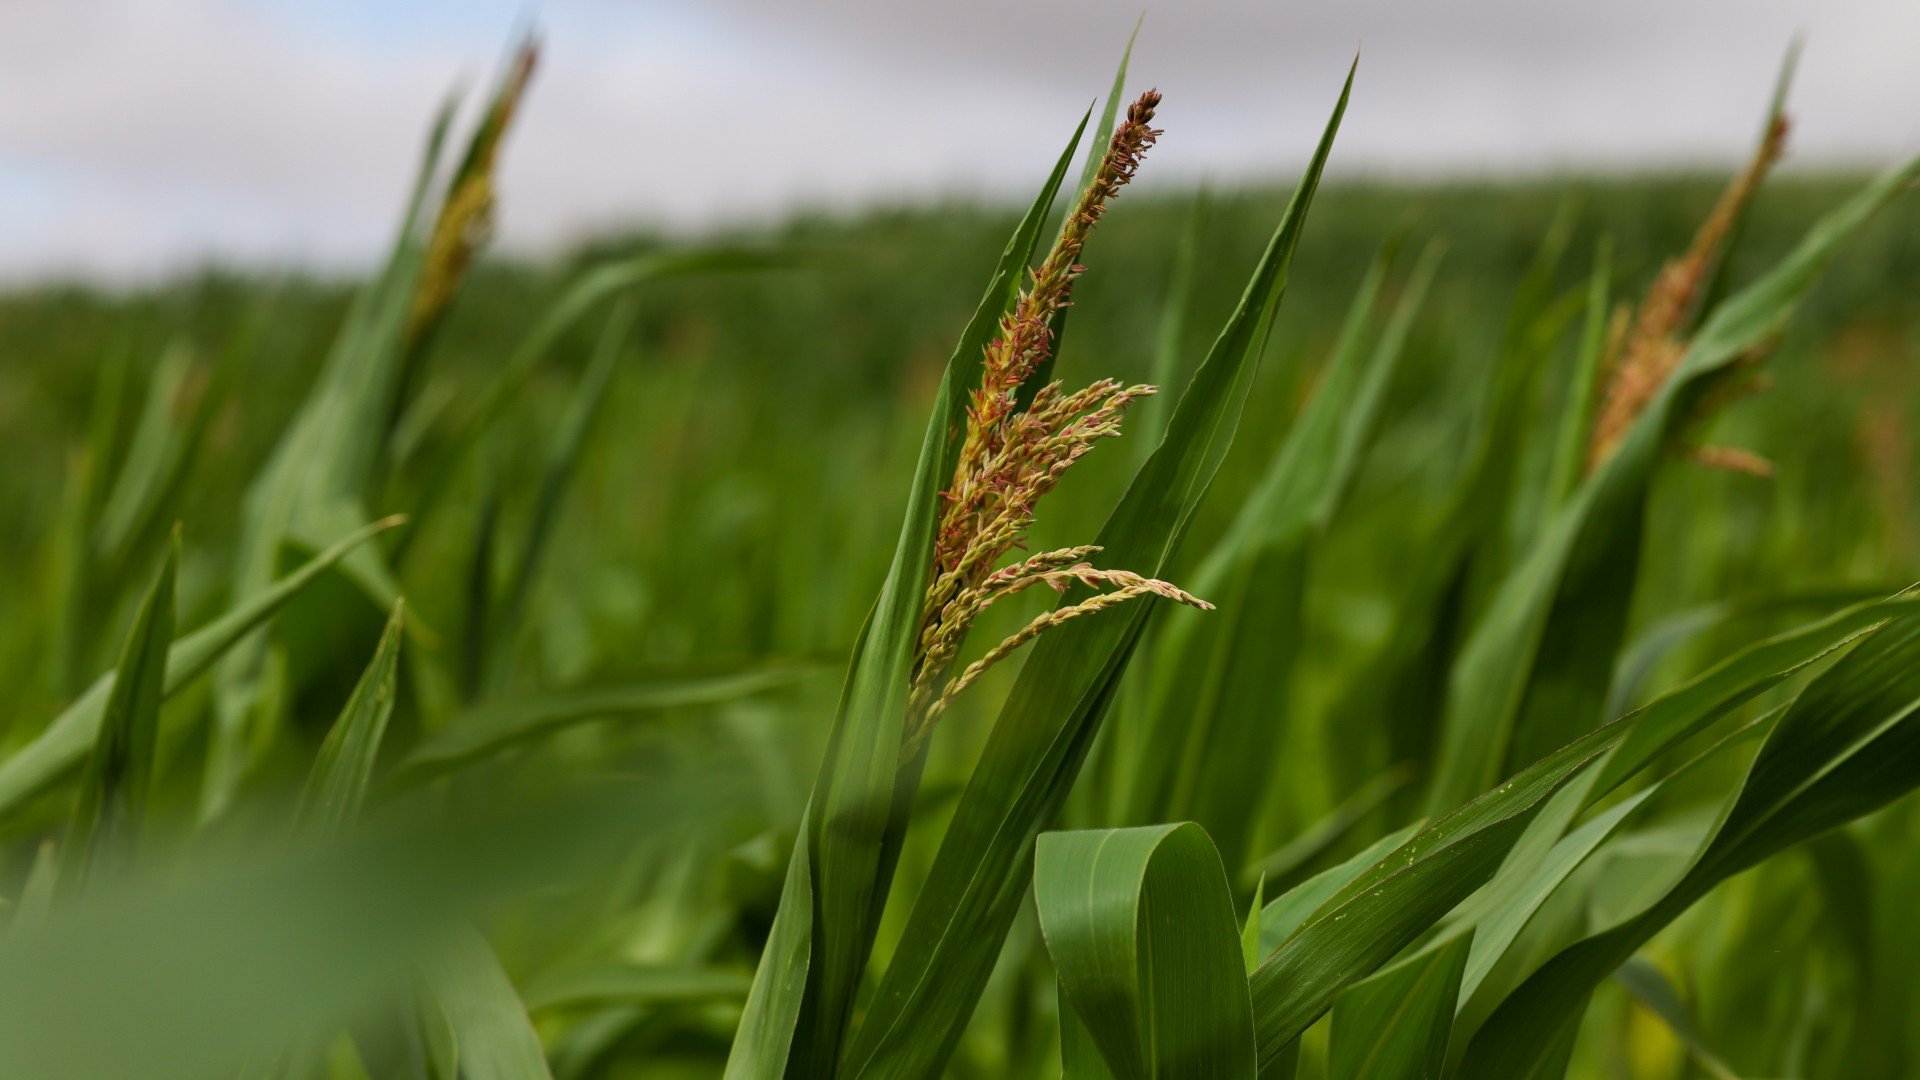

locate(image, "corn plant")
(2, 23), (1919, 1080)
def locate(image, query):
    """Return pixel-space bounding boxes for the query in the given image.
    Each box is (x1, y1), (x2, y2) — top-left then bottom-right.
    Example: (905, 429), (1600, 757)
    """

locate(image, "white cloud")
(3, 0), (1917, 282)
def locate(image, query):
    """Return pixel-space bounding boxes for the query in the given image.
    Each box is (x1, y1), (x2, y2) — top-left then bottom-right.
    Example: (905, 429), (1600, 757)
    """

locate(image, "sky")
(2, 0), (1918, 283)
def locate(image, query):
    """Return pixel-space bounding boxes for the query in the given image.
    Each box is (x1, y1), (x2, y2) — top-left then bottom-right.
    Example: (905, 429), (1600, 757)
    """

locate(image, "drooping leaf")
(1035, 823), (1256, 1079)
(1244, 589), (1920, 1068)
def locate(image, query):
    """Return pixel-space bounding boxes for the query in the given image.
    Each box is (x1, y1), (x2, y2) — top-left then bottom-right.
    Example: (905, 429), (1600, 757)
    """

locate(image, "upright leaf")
(1145, 239), (1442, 870)
(297, 602), (405, 837)
(59, 535), (177, 892)
(489, 303), (635, 685)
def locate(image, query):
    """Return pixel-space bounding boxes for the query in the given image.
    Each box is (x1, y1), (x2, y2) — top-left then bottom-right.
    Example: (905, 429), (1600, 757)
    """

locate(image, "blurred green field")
(3, 54), (1920, 1079)
(8, 176), (1916, 695)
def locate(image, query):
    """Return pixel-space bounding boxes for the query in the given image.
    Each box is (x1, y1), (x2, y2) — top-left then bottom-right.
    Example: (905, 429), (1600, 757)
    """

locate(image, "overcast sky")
(3, 0), (1917, 282)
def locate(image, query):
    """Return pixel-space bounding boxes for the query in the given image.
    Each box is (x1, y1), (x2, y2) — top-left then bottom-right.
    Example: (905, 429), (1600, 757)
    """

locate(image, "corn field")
(6, 29), (1920, 1080)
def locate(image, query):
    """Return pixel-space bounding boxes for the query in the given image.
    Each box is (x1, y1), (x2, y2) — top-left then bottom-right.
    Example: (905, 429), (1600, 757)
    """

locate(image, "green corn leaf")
(93, 344), (214, 569)
(1128, 238), (1440, 872)
(1244, 763), (1418, 890)
(0, 517), (402, 823)
(423, 927), (554, 1080)
(1245, 589), (1920, 1069)
(841, 64), (1354, 1080)
(1327, 932), (1472, 1080)
(1541, 238), (1610, 512)
(1242, 874), (1266, 973)
(462, 463), (503, 703)
(489, 302), (636, 686)
(209, 41), (540, 817)
(1460, 612), (1920, 1076)
(209, 89), (459, 819)
(1438, 591), (1920, 1033)
(389, 661), (815, 788)
(724, 805), (814, 1080)
(1132, 187), (1211, 461)
(1448, 710), (1772, 1042)
(520, 963), (751, 1013)
(1113, 214), (1373, 820)
(1604, 583), (1898, 719)
(419, 985), (460, 1079)
(9, 842), (58, 939)
(297, 601), (405, 837)
(1246, 715), (1623, 1069)
(1060, 973), (1114, 1080)
(1612, 955), (1739, 1080)
(1693, 39), (1800, 327)
(1035, 823), (1256, 1079)
(1259, 823), (1423, 954)
(59, 534), (177, 893)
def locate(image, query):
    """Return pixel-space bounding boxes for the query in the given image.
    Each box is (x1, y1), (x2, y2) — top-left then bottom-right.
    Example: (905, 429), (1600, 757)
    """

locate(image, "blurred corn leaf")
(425, 927), (554, 1080)
(57, 534), (176, 894)
(0, 518), (401, 822)
(522, 964), (752, 1013)
(390, 661), (816, 788)
(486, 303), (636, 687)
(298, 602), (405, 837)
